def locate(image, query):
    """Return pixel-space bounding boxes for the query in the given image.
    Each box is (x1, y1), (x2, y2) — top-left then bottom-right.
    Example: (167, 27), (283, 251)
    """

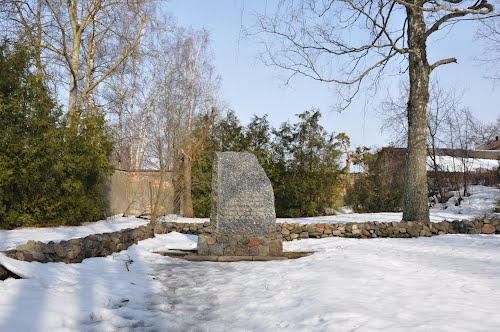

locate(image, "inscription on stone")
(211, 152), (276, 235)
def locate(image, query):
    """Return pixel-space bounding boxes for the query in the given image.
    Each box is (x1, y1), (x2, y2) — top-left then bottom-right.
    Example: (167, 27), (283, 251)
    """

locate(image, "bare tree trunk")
(34, 0), (43, 76)
(68, 36), (81, 122)
(432, 156), (445, 204)
(67, 0), (83, 123)
(83, 17), (97, 112)
(403, 6), (430, 222)
(181, 151), (194, 218)
(429, 137), (446, 204)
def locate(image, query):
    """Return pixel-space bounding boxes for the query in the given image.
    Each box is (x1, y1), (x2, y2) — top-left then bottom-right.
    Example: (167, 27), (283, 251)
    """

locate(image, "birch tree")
(254, 0), (496, 222)
(151, 29), (220, 217)
(1, 0), (152, 123)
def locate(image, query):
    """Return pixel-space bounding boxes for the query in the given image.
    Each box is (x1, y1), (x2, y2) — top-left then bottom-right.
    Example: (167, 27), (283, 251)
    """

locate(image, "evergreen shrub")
(0, 41), (113, 228)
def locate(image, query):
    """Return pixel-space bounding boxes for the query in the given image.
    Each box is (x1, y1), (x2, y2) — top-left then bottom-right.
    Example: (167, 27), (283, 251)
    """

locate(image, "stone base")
(197, 233), (283, 257)
(183, 255), (288, 262)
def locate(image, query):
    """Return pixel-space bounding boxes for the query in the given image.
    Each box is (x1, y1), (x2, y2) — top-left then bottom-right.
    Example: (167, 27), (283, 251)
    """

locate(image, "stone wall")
(2, 217), (499, 280)
(4, 224), (155, 264)
(155, 218), (500, 239)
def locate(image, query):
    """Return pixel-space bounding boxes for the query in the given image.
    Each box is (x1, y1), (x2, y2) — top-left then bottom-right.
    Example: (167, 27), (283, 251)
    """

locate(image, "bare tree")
(477, 18), (500, 83)
(2, 0), (153, 124)
(253, 0), (496, 222)
(157, 29), (220, 217)
(380, 80), (481, 203)
(470, 115), (500, 147)
(426, 83), (459, 203)
(108, 27), (221, 217)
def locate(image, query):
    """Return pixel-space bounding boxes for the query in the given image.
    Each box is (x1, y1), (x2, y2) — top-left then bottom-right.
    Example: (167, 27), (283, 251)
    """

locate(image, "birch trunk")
(67, 0), (82, 123)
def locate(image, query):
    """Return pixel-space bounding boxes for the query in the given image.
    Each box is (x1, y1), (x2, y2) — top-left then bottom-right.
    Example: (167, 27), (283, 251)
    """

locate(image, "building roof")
(477, 136), (500, 151)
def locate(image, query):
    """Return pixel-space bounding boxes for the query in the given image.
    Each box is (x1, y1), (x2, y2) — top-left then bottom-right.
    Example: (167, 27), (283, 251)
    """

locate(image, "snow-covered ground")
(0, 185), (499, 331)
(1, 232), (499, 331)
(427, 156), (498, 172)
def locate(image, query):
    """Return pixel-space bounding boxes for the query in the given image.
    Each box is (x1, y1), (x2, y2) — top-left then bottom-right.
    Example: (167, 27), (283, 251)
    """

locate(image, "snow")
(0, 216), (149, 251)
(427, 156), (499, 172)
(1, 232), (500, 331)
(0, 185), (499, 331)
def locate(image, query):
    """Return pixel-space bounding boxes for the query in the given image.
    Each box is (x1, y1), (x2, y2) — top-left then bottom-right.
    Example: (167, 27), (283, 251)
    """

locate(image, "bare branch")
(430, 57), (457, 71)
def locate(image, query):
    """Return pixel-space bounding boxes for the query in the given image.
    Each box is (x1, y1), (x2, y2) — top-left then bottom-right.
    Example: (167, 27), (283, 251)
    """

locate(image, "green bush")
(192, 110), (345, 218)
(345, 148), (405, 213)
(0, 41), (113, 228)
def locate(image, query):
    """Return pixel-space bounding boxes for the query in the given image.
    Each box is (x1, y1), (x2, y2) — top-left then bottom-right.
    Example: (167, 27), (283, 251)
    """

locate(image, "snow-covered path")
(1, 232), (499, 331)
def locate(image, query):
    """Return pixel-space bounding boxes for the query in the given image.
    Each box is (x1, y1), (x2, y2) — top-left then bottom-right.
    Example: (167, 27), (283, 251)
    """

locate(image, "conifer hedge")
(0, 41), (113, 228)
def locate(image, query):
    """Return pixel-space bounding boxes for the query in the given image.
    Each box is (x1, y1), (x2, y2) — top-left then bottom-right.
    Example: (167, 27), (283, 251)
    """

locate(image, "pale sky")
(167, 0), (499, 148)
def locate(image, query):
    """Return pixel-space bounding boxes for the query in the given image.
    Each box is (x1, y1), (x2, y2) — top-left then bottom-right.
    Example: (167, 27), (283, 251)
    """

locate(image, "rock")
(197, 242), (209, 256)
(306, 225), (319, 233)
(206, 236), (217, 245)
(269, 240), (283, 256)
(54, 243), (69, 257)
(15, 252), (33, 262)
(234, 244), (248, 256)
(248, 239), (262, 247)
(223, 246), (236, 255)
(210, 151), (276, 235)
(210, 243), (224, 256)
(16, 240), (37, 252)
(299, 232), (309, 239)
(482, 224), (496, 234)
(32, 252), (46, 262)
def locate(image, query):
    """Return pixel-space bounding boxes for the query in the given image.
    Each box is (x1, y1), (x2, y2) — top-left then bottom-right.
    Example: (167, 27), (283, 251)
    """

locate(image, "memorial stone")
(198, 152), (283, 257)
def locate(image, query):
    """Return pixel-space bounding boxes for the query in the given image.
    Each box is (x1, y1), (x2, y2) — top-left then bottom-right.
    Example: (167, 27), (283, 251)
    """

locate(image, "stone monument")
(197, 152), (283, 258)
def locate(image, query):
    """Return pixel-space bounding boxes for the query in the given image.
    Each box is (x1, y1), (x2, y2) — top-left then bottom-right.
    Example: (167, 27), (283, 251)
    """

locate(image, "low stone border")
(154, 250), (313, 262)
(168, 255), (288, 262)
(155, 217), (500, 240)
(4, 224), (155, 264)
(1, 217), (499, 280)
(276, 218), (500, 240)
